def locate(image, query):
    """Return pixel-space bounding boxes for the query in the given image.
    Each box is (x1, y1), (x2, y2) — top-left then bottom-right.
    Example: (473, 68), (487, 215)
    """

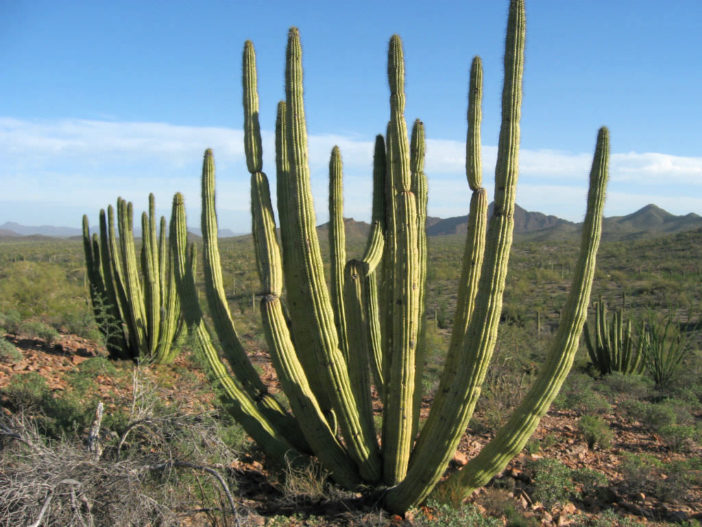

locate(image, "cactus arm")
(410, 119), (428, 439)
(382, 35), (421, 485)
(429, 57), (488, 424)
(443, 126), (609, 501)
(82, 216), (104, 311)
(434, 189), (488, 407)
(154, 215), (181, 363)
(169, 192), (297, 461)
(250, 169), (360, 486)
(117, 198), (148, 356)
(328, 146), (349, 361)
(384, 0), (525, 509)
(282, 27), (381, 482)
(200, 149), (306, 451)
(140, 208), (160, 357)
(97, 209), (130, 358)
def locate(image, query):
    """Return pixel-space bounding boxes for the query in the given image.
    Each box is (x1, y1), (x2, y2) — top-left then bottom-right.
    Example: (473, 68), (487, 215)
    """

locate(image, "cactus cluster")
(82, 194), (182, 363)
(583, 300), (645, 376)
(158, 0), (611, 512)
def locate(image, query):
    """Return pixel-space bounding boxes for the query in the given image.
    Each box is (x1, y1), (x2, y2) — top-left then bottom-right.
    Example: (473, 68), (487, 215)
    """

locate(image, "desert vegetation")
(2, 0), (701, 525)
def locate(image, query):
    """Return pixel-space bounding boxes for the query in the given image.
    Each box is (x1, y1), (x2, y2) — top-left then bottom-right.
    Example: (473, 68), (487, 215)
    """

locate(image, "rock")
(452, 451), (468, 465)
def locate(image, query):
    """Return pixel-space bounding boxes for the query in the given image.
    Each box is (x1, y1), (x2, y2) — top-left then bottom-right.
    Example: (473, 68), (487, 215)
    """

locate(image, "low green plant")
(658, 424), (698, 452)
(0, 338), (22, 363)
(554, 372), (611, 415)
(0, 310), (21, 334)
(526, 458), (578, 509)
(578, 415), (613, 449)
(18, 319), (59, 345)
(3, 372), (50, 410)
(572, 467), (610, 503)
(600, 371), (653, 400)
(413, 501), (501, 527)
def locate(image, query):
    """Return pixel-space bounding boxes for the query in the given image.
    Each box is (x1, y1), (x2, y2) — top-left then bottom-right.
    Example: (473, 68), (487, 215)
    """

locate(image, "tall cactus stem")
(329, 146), (349, 361)
(444, 126), (610, 501)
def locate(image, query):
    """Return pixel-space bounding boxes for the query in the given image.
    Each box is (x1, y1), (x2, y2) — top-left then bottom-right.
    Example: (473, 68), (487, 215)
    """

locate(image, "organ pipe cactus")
(169, 0), (610, 512)
(583, 300), (645, 376)
(82, 194), (182, 363)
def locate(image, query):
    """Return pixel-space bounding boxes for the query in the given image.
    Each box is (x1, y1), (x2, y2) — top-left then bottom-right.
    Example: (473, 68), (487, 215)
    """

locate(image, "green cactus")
(82, 194), (182, 363)
(168, 0), (609, 512)
(583, 300), (645, 376)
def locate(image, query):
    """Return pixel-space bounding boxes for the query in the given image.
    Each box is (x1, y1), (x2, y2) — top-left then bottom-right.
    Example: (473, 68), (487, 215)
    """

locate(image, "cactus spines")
(161, 0), (609, 513)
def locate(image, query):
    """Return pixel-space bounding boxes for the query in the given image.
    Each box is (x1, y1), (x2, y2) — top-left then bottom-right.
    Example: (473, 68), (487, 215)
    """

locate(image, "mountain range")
(1, 204), (701, 242)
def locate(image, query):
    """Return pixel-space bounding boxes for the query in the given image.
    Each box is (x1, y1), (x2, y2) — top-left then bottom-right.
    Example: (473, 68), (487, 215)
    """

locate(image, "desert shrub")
(618, 452), (662, 498)
(578, 415), (613, 449)
(572, 468), (610, 503)
(658, 424), (698, 452)
(479, 488), (538, 527)
(77, 356), (119, 377)
(0, 310), (21, 334)
(554, 372), (611, 415)
(599, 371), (653, 400)
(526, 458), (578, 508)
(0, 338), (22, 363)
(3, 372), (50, 411)
(0, 261), (87, 327)
(412, 501), (501, 527)
(18, 319), (59, 345)
(2, 371), (95, 438)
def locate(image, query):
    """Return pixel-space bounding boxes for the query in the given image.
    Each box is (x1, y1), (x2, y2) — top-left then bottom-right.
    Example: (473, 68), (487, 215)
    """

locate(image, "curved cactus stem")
(201, 149), (307, 452)
(281, 27), (381, 482)
(384, 0), (525, 510)
(169, 192), (298, 461)
(441, 126), (609, 501)
(250, 169), (361, 487)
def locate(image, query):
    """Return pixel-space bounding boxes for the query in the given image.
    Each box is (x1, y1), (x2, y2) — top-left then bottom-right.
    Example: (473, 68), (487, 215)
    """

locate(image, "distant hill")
(602, 204), (702, 241)
(2, 204), (701, 242)
(426, 203), (574, 237)
(0, 222), (82, 238)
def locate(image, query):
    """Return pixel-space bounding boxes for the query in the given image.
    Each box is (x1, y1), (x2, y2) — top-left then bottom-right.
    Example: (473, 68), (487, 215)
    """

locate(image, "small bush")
(527, 458), (578, 508)
(413, 501), (501, 527)
(578, 415), (613, 449)
(600, 372), (653, 400)
(3, 372), (50, 410)
(0, 310), (21, 334)
(554, 372), (611, 415)
(0, 338), (22, 363)
(572, 468), (610, 503)
(658, 424), (698, 452)
(18, 319), (60, 345)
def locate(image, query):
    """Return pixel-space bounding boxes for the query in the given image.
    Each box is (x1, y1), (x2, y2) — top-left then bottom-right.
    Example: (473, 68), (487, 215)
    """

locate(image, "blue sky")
(2, 1), (702, 230)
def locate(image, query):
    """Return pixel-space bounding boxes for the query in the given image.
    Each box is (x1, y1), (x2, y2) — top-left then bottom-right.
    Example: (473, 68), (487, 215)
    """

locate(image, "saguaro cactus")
(82, 194), (182, 363)
(169, 0), (609, 512)
(584, 300), (645, 376)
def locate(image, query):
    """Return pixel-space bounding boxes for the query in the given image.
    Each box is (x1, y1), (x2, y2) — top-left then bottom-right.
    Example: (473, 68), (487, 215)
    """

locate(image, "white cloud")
(2, 117), (700, 228)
